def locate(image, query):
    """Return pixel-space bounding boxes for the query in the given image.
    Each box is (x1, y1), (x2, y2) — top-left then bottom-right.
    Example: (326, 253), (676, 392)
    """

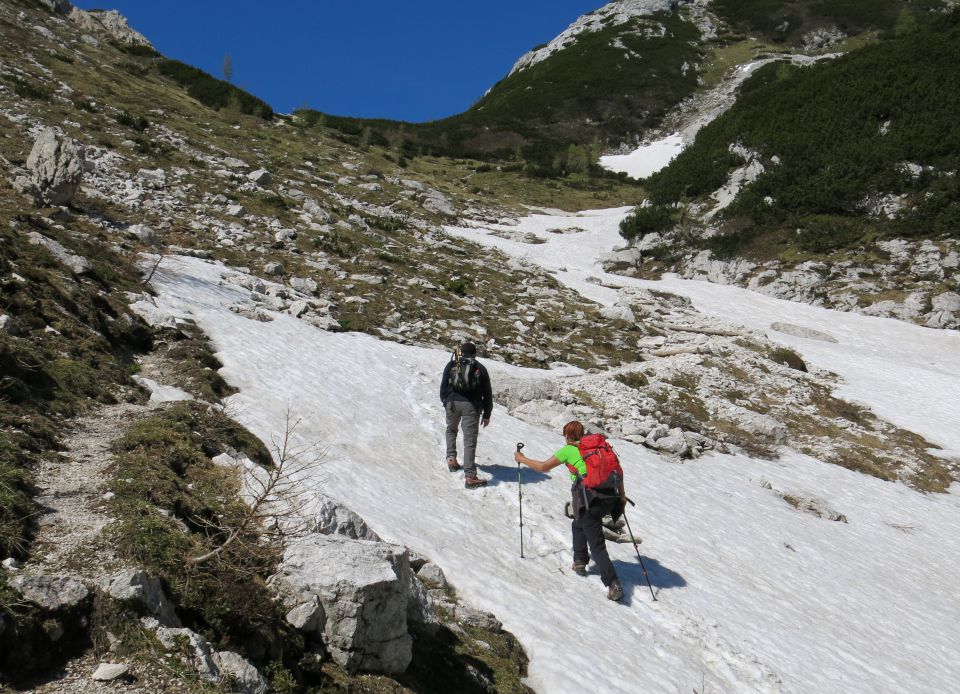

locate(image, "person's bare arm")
(514, 451), (563, 473)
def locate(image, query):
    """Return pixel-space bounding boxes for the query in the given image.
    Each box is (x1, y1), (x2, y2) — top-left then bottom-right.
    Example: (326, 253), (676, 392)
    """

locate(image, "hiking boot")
(607, 580), (624, 602)
(571, 561), (588, 577)
(464, 476), (488, 489)
(446, 457), (461, 472)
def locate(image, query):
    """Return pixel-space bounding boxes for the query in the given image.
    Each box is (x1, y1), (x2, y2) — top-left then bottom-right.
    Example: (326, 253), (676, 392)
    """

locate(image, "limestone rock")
(405, 569), (437, 626)
(495, 378), (561, 410)
(416, 562), (449, 590)
(10, 574), (89, 611)
(303, 199), (333, 223)
(925, 292), (960, 329)
(156, 627), (220, 681)
(248, 169), (272, 186)
(68, 7), (152, 46)
(91, 663), (130, 681)
(137, 168), (167, 189)
(599, 247), (641, 273)
(27, 232), (91, 274)
(15, 129), (85, 206)
(289, 277), (319, 295)
(311, 495), (381, 541)
(636, 232), (666, 251)
(910, 241), (944, 281)
(770, 322), (838, 344)
(600, 304), (636, 323)
(126, 223), (157, 245)
(98, 568), (181, 627)
(648, 427), (690, 457)
(454, 604), (502, 632)
(511, 399), (576, 430)
(269, 534), (415, 674)
(263, 261), (284, 276)
(420, 188), (456, 218)
(720, 406), (788, 444)
(215, 651), (268, 694)
(285, 595), (324, 634)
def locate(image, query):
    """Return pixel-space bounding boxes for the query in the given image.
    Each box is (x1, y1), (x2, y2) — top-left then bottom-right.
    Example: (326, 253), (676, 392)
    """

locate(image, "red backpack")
(575, 433), (623, 490)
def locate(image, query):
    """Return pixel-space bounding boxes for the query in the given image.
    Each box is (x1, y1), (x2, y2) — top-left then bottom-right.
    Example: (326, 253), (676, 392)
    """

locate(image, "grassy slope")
(622, 8), (960, 261)
(298, 10), (703, 175)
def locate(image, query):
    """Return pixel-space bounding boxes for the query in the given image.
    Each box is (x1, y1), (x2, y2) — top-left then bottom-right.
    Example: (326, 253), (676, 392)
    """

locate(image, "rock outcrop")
(14, 129), (86, 206)
(98, 568), (181, 627)
(269, 534), (429, 675)
(68, 7), (152, 47)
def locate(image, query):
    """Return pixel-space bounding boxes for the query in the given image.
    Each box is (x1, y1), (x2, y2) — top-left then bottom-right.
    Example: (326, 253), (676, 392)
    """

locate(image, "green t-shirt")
(554, 443), (586, 481)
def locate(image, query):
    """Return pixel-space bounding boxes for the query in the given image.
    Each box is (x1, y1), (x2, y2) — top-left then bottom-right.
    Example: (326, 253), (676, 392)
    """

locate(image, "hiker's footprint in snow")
(677, 615), (783, 693)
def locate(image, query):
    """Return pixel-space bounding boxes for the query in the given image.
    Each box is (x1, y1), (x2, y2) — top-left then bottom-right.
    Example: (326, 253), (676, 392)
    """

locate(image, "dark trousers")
(571, 491), (619, 587)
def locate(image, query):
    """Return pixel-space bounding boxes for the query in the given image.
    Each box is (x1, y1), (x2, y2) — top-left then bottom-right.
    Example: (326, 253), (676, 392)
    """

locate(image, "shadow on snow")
(613, 556), (687, 605)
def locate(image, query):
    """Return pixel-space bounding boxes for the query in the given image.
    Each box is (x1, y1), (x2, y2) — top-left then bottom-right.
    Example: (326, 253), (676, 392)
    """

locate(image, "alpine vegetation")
(1, 1), (959, 693)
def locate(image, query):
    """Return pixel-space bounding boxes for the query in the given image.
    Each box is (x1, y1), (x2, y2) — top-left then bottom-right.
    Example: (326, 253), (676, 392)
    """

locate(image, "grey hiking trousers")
(445, 399), (481, 478)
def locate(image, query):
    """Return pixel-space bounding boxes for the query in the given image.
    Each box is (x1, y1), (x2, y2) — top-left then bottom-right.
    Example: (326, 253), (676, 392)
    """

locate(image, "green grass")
(0, 212), (151, 560)
(109, 403), (294, 663)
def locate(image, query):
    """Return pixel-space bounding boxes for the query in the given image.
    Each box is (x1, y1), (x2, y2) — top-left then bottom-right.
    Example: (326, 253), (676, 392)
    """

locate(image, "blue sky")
(74, 1), (601, 122)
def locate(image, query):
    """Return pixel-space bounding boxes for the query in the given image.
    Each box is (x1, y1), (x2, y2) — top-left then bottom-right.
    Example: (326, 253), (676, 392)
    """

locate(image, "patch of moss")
(769, 347), (807, 372)
(616, 372), (649, 390)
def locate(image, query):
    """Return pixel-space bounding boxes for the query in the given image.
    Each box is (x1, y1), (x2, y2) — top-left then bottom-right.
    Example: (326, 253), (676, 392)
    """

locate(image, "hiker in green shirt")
(514, 420), (624, 602)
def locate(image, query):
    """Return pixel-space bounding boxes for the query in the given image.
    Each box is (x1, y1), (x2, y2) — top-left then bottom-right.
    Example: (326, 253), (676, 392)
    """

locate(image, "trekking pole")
(516, 442), (524, 559)
(622, 507), (657, 602)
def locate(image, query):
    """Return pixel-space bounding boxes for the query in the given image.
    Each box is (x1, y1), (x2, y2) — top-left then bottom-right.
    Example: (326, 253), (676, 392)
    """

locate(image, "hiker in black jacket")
(440, 341), (493, 489)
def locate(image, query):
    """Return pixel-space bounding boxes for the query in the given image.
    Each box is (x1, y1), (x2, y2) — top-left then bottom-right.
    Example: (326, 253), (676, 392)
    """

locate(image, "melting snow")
(599, 133), (685, 179)
(145, 203), (960, 693)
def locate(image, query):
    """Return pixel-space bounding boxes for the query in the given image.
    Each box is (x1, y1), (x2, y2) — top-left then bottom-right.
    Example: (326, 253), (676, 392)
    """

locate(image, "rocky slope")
(2, 1), (957, 691)
(615, 3), (960, 330)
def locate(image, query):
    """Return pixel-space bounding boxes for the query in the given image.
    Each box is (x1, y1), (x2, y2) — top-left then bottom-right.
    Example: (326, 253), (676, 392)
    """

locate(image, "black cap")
(461, 341), (477, 356)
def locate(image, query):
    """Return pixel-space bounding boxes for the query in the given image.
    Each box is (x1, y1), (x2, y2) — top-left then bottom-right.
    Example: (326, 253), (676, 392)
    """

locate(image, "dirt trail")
(29, 402), (150, 578)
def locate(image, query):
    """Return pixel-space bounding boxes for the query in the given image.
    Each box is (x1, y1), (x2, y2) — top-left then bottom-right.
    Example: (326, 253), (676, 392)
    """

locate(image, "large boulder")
(14, 129), (86, 206)
(269, 534), (421, 674)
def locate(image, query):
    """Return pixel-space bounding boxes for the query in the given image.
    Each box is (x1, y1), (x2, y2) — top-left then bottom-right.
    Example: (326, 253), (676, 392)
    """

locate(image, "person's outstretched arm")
(514, 451), (562, 473)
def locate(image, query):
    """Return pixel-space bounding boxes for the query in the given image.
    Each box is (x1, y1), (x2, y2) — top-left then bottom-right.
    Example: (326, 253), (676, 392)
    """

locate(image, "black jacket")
(440, 358), (493, 418)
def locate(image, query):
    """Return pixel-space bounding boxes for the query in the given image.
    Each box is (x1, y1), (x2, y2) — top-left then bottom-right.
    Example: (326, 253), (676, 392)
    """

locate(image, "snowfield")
(599, 133), (684, 179)
(146, 204), (960, 693)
